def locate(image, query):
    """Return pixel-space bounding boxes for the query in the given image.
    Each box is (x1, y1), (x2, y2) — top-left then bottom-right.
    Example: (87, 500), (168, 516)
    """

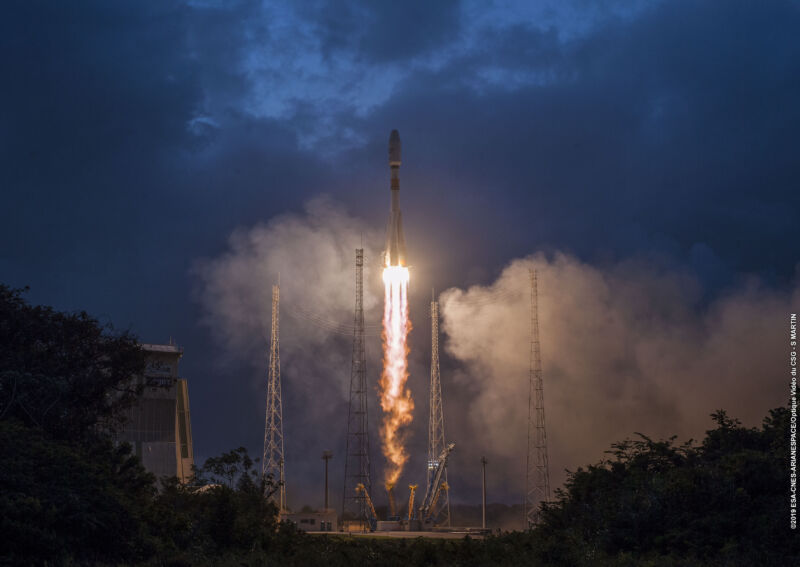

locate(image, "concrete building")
(118, 342), (194, 483)
(282, 510), (338, 532)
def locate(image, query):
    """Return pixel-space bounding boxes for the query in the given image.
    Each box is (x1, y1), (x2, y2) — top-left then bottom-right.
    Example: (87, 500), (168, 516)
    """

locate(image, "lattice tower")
(525, 269), (550, 527)
(342, 249), (371, 527)
(262, 283), (286, 512)
(426, 298), (451, 526)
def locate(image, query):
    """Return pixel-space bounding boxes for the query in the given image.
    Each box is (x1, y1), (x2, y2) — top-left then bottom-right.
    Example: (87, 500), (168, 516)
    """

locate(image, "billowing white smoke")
(194, 197), (797, 506)
(194, 196), (384, 400)
(439, 253), (798, 497)
(194, 196), (387, 509)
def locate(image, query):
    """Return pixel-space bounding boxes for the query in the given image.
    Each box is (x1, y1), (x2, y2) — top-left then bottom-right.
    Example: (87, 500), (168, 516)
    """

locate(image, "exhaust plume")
(380, 265), (413, 486)
(439, 252), (797, 498)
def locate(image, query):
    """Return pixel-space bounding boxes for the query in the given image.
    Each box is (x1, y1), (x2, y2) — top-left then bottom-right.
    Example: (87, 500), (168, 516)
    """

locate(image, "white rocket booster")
(385, 129), (407, 267)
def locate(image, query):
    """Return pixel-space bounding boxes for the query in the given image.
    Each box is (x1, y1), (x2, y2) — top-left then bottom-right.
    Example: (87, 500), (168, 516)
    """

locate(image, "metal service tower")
(525, 269), (550, 527)
(426, 296), (451, 526)
(262, 283), (286, 512)
(342, 249), (372, 528)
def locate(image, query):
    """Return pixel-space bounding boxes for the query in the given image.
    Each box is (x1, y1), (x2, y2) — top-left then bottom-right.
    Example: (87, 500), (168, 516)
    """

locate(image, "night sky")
(2, 1), (799, 519)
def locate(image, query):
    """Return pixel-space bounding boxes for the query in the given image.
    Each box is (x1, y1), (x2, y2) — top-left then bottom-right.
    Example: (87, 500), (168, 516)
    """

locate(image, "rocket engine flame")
(379, 129), (413, 487)
(380, 265), (413, 486)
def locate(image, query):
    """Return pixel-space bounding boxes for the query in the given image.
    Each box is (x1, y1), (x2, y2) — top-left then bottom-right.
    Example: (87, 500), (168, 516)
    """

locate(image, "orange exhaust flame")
(379, 265), (413, 487)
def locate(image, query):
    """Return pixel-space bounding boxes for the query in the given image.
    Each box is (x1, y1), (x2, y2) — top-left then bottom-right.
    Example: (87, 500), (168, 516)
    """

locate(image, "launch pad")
(344, 529), (488, 540)
(308, 526), (490, 539)
(265, 130), (552, 535)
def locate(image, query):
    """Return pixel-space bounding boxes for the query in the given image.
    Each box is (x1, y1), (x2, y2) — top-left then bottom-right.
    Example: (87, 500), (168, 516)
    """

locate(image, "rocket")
(384, 129), (407, 267)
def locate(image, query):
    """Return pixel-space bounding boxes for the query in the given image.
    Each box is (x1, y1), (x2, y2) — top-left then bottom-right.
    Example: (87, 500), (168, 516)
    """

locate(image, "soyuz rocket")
(385, 129), (407, 267)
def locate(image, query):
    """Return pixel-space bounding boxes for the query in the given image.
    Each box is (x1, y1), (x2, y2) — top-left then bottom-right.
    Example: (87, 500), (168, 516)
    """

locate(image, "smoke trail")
(379, 266), (413, 487)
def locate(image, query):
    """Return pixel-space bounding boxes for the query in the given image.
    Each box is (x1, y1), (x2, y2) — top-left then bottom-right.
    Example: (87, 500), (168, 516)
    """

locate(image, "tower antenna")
(263, 283), (286, 512)
(342, 248), (372, 530)
(425, 296), (451, 526)
(525, 269), (550, 527)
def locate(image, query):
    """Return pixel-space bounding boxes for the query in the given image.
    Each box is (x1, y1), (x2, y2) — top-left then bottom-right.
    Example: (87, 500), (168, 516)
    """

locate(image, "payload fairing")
(384, 129), (407, 267)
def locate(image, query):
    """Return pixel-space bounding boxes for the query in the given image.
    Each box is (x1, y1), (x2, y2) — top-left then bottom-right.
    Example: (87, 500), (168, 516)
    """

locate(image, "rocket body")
(385, 129), (407, 267)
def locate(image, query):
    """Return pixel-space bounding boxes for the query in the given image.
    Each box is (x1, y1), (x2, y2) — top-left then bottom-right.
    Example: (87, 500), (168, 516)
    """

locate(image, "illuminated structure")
(283, 510), (337, 532)
(342, 248), (372, 529)
(262, 283), (286, 511)
(525, 269), (551, 526)
(426, 297), (451, 526)
(384, 129), (407, 267)
(119, 342), (194, 483)
(419, 443), (454, 527)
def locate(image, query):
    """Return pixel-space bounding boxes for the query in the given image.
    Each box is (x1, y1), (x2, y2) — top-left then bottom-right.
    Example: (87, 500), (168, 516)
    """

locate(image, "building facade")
(282, 511), (338, 532)
(118, 342), (194, 483)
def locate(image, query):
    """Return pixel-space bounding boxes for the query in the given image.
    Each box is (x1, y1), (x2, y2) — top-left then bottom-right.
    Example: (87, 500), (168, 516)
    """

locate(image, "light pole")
(322, 451), (333, 511)
(481, 456), (487, 530)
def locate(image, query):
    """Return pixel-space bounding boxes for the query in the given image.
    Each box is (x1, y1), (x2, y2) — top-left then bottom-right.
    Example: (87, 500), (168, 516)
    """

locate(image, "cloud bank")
(195, 196), (384, 392)
(195, 197), (796, 511)
(439, 253), (796, 500)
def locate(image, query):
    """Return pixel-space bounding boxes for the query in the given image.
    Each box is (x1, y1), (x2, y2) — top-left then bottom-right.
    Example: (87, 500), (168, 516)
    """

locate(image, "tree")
(0, 419), (159, 564)
(0, 285), (157, 564)
(530, 406), (800, 565)
(153, 447), (285, 561)
(0, 285), (146, 441)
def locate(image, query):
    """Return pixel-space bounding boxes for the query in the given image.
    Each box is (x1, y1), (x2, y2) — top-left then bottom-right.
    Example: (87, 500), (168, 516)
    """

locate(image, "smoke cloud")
(439, 253), (797, 501)
(194, 196), (387, 507)
(195, 195), (383, 390)
(194, 197), (796, 513)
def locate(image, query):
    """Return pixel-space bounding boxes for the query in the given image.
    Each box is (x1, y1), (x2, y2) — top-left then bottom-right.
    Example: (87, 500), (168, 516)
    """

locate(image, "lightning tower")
(262, 283), (286, 512)
(342, 249), (372, 527)
(525, 269), (550, 527)
(426, 297), (451, 526)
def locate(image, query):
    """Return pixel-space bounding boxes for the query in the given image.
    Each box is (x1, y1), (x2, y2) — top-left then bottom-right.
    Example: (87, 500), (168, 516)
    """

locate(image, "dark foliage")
(530, 407), (799, 565)
(149, 448), (285, 563)
(0, 285), (146, 441)
(0, 420), (158, 565)
(0, 285), (156, 564)
(1, 285), (795, 566)
(141, 407), (798, 566)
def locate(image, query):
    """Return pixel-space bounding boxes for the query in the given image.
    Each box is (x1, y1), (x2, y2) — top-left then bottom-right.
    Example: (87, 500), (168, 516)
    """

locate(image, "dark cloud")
(308, 0), (461, 63)
(356, 0), (461, 63)
(1, 1), (199, 283)
(360, 0), (800, 283)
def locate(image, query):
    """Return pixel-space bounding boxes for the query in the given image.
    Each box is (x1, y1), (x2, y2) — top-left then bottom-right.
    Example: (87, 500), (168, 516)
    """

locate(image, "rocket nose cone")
(389, 130), (401, 165)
